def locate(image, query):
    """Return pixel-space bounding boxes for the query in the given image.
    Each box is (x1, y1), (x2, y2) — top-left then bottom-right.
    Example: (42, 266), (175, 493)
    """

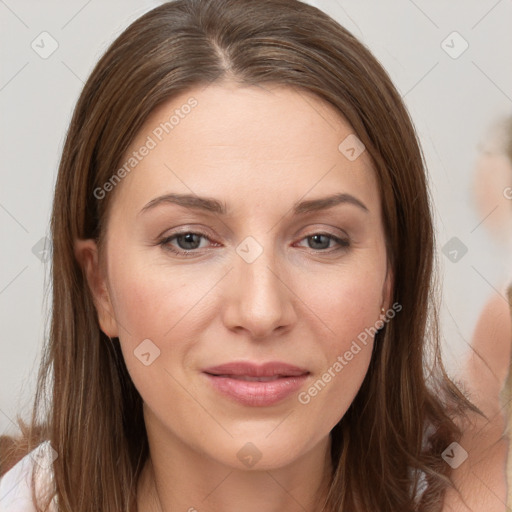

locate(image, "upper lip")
(203, 361), (310, 378)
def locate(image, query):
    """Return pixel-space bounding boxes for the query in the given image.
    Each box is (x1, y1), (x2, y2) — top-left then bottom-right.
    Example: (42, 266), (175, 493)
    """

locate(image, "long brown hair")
(0, 0), (482, 510)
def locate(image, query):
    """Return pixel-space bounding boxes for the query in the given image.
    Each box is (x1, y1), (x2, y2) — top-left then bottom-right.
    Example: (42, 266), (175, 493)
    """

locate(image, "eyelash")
(158, 230), (350, 257)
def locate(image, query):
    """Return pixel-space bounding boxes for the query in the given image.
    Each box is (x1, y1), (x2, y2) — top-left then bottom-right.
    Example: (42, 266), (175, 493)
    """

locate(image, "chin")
(205, 430), (318, 471)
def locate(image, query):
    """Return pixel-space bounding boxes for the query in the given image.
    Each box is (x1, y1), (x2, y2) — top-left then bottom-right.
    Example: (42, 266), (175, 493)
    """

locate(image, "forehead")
(111, 81), (379, 215)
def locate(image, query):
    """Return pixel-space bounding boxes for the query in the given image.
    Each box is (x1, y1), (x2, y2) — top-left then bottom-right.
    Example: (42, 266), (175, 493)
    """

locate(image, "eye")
(295, 233), (350, 252)
(159, 231), (213, 256)
(158, 230), (350, 257)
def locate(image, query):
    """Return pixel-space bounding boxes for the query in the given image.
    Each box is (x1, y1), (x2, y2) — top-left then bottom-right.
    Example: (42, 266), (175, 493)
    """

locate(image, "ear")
(74, 238), (119, 338)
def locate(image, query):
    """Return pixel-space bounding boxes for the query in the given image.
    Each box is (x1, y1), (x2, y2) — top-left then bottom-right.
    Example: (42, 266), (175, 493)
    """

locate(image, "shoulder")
(441, 410), (508, 511)
(0, 441), (57, 512)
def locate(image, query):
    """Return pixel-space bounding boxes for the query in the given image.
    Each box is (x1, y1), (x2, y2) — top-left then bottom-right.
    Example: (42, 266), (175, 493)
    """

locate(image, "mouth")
(202, 361), (310, 406)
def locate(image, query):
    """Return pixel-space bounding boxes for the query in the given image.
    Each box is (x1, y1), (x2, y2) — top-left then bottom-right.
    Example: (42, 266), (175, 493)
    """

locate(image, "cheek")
(107, 261), (202, 415)
(108, 255), (203, 341)
(291, 259), (384, 419)
(294, 257), (385, 342)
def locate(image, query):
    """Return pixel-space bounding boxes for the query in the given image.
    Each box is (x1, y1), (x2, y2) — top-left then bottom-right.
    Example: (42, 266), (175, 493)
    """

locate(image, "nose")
(221, 241), (297, 340)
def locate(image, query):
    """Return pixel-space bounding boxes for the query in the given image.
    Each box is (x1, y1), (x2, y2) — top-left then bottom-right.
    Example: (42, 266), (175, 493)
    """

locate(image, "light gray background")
(1, 0), (511, 437)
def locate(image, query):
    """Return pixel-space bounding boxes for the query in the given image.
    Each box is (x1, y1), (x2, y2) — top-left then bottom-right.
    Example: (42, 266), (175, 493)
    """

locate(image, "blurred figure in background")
(469, 115), (512, 416)
(469, 116), (512, 415)
(466, 113), (512, 508)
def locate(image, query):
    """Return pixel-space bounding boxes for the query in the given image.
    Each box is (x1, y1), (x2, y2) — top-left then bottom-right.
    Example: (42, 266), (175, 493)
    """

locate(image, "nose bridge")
(236, 233), (282, 303)
(224, 232), (294, 337)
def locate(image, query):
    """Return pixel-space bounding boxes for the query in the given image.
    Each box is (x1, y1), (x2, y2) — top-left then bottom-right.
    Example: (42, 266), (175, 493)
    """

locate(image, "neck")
(137, 432), (333, 512)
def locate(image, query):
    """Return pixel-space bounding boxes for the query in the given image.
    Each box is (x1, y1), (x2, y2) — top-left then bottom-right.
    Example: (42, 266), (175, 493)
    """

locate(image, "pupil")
(179, 233), (200, 250)
(310, 234), (329, 249)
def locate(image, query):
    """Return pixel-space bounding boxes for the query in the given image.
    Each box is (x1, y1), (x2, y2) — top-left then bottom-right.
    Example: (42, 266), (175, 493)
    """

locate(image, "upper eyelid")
(159, 221), (351, 238)
(160, 227), (349, 240)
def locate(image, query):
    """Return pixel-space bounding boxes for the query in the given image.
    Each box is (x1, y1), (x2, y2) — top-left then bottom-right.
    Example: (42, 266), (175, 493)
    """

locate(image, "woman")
(0, 0), (504, 510)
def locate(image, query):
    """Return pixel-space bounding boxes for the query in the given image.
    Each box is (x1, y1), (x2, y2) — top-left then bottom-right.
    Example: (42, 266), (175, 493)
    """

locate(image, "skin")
(74, 80), (394, 512)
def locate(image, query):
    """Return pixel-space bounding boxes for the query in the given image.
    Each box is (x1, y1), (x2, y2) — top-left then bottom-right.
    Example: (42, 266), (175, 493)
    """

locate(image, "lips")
(202, 361), (310, 378)
(202, 361), (310, 406)
(217, 375), (282, 382)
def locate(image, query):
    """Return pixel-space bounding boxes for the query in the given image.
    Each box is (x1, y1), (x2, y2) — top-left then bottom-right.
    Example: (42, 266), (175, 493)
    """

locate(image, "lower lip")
(203, 373), (309, 407)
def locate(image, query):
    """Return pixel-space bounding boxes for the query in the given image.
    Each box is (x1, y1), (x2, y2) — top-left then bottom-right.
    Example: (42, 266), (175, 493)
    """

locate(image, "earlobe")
(73, 238), (119, 338)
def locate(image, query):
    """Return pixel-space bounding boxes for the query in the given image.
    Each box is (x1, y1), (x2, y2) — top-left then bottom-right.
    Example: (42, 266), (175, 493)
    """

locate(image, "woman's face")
(78, 81), (392, 470)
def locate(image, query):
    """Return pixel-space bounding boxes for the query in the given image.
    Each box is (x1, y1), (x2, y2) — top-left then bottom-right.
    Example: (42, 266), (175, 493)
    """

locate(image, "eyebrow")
(138, 192), (369, 216)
